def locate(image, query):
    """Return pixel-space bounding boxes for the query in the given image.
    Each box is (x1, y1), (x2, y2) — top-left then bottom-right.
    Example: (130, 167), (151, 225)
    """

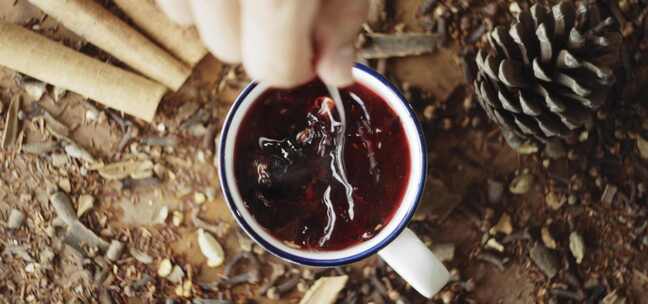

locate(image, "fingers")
(240, 0), (319, 88)
(156, 0), (194, 26)
(315, 0), (369, 86)
(190, 0), (242, 63)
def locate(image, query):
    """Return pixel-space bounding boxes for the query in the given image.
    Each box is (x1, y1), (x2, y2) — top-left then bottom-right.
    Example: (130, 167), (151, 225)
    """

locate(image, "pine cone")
(474, 1), (623, 147)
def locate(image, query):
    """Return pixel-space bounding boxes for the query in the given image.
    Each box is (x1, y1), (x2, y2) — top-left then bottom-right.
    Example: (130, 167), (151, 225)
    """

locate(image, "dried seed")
(194, 192), (207, 204)
(529, 243), (559, 279)
(172, 211), (184, 227)
(485, 238), (505, 252)
(541, 227), (558, 249)
(546, 191), (564, 210)
(98, 160), (154, 180)
(510, 172), (534, 194)
(569, 231), (585, 264)
(158, 259), (173, 277)
(105, 240), (124, 261)
(7, 208), (25, 229)
(197, 229), (225, 267)
(299, 276), (348, 304)
(77, 194), (94, 217)
(167, 265), (185, 284)
(490, 213), (513, 235)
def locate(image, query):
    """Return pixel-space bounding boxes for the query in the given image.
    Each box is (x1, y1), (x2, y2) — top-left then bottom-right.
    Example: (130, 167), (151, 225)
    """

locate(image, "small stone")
(158, 259), (173, 277)
(156, 123), (166, 134)
(485, 238), (505, 252)
(529, 243), (559, 279)
(194, 192), (206, 204)
(172, 211), (183, 226)
(77, 194), (94, 217)
(546, 191), (564, 210)
(569, 231), (585, 264)
(167, 265), (185, 283)
(541, 227), (558, 249)
(7, 208), (25, 229)
(489, 213), (513, 235)
(567, 194), (578, 205)
(510, 173), (534, 194)
(487, 179), (504, 203)
(423, 105), (436, 121)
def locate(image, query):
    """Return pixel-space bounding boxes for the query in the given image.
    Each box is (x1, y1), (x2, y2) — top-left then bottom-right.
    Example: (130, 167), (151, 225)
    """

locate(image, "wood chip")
(98, 159), (154, 180)
(358, 33), (442, 59)
(1, 95), (21, 148)
(77, 194), (94, 217)
(43, 110), (71, 140)
(601, 184), (618, 204)
(299, 276), (349, 304)
(529, 243), (559, 279)
(22, 141), (58, 155)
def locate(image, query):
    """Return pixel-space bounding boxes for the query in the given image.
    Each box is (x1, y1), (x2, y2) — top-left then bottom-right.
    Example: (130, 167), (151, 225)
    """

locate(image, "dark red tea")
(234, 79), (410, 250)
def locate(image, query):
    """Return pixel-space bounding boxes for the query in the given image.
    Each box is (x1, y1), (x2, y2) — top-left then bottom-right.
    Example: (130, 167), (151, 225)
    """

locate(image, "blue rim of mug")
(218, 63), (428, 267)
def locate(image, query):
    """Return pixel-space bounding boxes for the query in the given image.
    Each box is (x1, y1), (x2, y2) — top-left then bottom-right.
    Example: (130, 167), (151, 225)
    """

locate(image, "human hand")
(156, 0), (368, 88)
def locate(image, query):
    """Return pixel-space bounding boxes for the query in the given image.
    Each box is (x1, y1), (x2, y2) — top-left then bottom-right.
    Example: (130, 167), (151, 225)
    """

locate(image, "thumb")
(315, 0), (369, 87)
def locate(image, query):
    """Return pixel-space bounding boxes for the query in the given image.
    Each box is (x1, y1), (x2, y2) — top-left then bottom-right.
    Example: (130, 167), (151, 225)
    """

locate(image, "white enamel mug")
(218, 63), (449, 298)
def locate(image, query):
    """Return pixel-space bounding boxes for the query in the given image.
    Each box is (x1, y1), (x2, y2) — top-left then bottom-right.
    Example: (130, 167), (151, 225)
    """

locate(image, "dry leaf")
(98, 160), (154, 180)
(1, 95), (21, 148)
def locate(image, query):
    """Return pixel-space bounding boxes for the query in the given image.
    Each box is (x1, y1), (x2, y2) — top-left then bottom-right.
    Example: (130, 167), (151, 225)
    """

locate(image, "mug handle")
(378, 228), (450, 298)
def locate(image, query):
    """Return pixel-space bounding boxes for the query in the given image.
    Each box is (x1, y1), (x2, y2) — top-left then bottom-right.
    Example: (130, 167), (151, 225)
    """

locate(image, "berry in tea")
(234, 79), (410, 250)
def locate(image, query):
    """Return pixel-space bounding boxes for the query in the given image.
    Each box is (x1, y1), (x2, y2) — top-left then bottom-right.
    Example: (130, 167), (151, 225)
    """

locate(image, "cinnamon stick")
(28, 0), (191, 91)
(0, 22), (166, 122)
(113, 0), (208, 66)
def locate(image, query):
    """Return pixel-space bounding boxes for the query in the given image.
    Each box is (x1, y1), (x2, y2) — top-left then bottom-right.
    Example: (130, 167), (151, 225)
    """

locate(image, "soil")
(1, 0), (648, 303)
